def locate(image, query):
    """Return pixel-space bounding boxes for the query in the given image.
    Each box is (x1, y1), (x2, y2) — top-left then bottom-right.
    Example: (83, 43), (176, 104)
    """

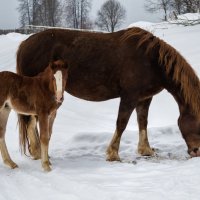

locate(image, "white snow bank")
(177, 13), (200, 21)
(128, 21), (156, 29)
(5, 32), (30, 42)
(168, 13), (200, 26)
(128, 13), (200, 32)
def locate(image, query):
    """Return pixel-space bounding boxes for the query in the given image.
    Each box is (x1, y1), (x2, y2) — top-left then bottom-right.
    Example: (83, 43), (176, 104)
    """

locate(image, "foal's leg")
(28, 116), (41, 159)
(49, 111), (57, 141)
(136, 98), (154, 156)
(47, 111), (57, 165)
(0, 107), (18, 169)
(38, 114), (51, 171)
(107, 98), (136, 161)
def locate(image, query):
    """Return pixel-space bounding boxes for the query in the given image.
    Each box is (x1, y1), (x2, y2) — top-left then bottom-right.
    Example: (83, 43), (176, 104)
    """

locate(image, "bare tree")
(95, 0), (126, 32)
(18, 0), (31, 27)
(182, 0), (200, 13)
(145, 0), (171, 21)
(170, 0), (183, 15)
(40, 0), (62, 26)
(18, 0), (62, 27)
(64, 0), (92, 29)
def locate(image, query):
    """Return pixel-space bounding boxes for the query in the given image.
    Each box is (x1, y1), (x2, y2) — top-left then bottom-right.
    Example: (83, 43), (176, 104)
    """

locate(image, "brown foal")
(0, 60), (68, 171)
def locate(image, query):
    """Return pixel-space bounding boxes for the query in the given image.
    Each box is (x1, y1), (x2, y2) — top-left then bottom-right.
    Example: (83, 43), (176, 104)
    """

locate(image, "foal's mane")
(121, 27), (200, 116)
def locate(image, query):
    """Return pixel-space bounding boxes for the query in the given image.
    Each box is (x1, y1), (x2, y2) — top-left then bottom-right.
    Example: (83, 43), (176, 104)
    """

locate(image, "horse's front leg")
(38, 114), (51, 172)
(106, 97), (136, 161)
(136, 98), (154, 156)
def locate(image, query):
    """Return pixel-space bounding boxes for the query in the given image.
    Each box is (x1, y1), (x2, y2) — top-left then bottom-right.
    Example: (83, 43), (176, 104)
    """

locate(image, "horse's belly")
(66, 84), (119, 101)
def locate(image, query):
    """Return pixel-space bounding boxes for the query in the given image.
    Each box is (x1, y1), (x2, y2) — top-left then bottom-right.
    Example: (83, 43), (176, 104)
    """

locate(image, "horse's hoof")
(138, 147), (155, 156)
(44, 166), (52, 172)
(190, 147), (200, 157)
(48, 160), (52, 166)
(106, 152), (121, 162)
(106, 157), (121, 162)
(43, 165), (52, 172)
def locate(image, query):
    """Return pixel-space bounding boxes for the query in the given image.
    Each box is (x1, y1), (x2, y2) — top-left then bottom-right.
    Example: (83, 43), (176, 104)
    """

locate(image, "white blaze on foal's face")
(54, 70), (63, 102)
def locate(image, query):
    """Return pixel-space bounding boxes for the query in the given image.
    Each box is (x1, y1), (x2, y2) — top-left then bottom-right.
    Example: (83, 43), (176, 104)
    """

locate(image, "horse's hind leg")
(0, 106), (18, 169)
(107, 98), (136, 161)
(27, 116), (41, 159)
(18, 114), (41, 159)
(136, 98), (154, 156)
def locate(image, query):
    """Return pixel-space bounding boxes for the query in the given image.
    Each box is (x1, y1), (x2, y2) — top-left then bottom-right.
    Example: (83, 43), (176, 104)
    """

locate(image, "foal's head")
(45, 60), (68, 103)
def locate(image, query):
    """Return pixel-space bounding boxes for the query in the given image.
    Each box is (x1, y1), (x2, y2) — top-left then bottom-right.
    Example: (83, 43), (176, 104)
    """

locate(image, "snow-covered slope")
(0, 20), (200, 200)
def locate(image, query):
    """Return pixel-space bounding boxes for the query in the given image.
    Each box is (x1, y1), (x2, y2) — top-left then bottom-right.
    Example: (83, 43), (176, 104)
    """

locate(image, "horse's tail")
(18, 114), (30, 154)
(121, 27), (200, 117)
(18, 114), (40, 155)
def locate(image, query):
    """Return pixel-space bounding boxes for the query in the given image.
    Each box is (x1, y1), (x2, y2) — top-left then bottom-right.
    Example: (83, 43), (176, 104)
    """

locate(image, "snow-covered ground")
(0, 18), (200, 199)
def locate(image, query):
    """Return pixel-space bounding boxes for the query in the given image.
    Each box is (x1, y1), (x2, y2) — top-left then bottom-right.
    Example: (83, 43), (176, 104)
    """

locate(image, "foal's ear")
(49, 61), (56, 70)
(62, 60), (70, 70)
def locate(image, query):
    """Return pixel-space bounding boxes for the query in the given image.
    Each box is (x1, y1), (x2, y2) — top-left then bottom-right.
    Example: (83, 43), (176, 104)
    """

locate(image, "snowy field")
(0, 18), (200, 199)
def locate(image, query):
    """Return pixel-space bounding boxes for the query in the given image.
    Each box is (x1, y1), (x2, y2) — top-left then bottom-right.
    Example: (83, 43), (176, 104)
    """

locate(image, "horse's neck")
(169, 88), (184, 110)
(167, 84), (197, 118)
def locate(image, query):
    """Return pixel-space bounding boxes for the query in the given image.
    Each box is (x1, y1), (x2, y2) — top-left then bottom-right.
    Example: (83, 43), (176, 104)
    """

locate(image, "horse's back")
(17, 29), (128, 101)
(17, 29), (125, 76)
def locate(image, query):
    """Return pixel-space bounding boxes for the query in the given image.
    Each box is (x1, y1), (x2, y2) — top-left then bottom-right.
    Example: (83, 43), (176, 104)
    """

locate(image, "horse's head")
(46, 60), (68, 103)
(178, 108), (200, 157)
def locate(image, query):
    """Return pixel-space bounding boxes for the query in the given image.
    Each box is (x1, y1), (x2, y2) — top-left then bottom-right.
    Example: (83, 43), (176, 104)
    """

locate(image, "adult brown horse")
(0, 60), (68, 171)
(16, 27), (200, 162)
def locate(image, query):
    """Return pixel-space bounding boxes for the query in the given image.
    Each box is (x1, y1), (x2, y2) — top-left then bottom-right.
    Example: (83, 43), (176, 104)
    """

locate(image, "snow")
(0, 17), (200, 199)
(177, 13), (200, 21)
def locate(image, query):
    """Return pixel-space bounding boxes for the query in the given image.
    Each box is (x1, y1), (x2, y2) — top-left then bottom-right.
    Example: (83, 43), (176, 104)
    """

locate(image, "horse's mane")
(121, 27), (200, 116)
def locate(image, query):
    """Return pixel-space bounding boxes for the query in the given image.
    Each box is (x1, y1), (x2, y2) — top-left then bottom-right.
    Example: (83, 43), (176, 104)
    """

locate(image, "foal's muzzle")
(55, 91), (64, 103)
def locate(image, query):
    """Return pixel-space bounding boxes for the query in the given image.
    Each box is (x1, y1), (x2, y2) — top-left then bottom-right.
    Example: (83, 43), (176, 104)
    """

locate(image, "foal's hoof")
(190, 148), (200, 157)
(42, 162), (52, 172)
(4, 160), (18, 169)
(29, 146), (41, 160)
(31, 151), (41, 160)
(11, 163), (18, 169)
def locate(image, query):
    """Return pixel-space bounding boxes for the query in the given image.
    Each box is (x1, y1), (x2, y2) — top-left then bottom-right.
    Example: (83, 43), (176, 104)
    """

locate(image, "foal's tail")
(121, 27), (200, 117)
(18, 114), (40, 155)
